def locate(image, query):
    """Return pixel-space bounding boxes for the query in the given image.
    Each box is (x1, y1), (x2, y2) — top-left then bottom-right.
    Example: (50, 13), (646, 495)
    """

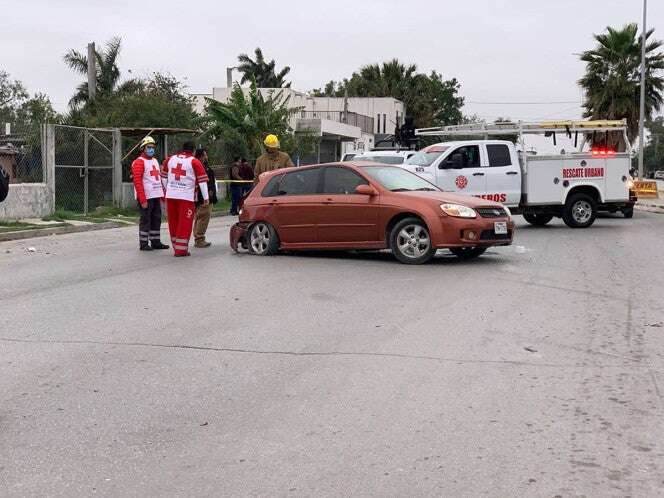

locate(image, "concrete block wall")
(0, 183), (54, 220)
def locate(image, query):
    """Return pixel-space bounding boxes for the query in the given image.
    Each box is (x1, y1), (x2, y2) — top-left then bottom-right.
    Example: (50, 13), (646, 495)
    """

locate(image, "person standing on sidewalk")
(131, 136), (169, 251)
(161, 141), (209, 257)
(253, 134), (294, 183)
(193, 147), (217, 248)
(229, 157), (243, 215)
(239, 157), (255, 197)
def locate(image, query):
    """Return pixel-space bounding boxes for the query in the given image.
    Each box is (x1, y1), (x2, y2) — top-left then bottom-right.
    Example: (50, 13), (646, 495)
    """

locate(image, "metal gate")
(53, 125), (116, 215)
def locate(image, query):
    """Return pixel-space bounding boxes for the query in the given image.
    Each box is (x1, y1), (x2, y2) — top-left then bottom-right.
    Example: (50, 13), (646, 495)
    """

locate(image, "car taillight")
(591, 148), (616, 156)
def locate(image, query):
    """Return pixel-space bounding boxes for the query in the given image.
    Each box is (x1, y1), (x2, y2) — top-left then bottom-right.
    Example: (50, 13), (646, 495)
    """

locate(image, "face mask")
(145, 147), (155, 158)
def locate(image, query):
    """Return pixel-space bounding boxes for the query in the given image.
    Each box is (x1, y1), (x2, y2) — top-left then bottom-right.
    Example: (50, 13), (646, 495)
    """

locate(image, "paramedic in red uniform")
(161, 141), (209, 257)
(131, 136), (169, 251)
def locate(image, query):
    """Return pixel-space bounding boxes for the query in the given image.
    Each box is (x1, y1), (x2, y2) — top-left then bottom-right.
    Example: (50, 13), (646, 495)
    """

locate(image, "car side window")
(441, 145), (481, 169)
(486, 144), (512, 167)
(277, 168), (320, 196)
(261, 175), (283, 197)
(322, 167), (368, 194)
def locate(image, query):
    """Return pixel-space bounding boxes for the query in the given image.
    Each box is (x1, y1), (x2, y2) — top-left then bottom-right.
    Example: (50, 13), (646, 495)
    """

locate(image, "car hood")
(391, 190), (502, 208)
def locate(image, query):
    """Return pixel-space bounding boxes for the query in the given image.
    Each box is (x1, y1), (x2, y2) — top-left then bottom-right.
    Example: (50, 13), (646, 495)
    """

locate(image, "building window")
(376, 114), (380, 134)
(382, 114), (386, 134)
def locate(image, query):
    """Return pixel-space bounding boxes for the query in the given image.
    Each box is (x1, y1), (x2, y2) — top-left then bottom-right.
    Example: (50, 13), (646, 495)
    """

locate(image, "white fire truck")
(405, 120), (635, 228)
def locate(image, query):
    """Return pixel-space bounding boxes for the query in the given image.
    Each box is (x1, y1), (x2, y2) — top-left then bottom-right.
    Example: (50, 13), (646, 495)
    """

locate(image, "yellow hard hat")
(263, 134), (280, 149)
(140, 136), (156, 149)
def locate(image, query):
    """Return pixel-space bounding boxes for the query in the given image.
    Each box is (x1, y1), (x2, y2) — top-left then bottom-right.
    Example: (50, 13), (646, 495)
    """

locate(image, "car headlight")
(503, 206), (512, 219)
(440, 203), (477, 218)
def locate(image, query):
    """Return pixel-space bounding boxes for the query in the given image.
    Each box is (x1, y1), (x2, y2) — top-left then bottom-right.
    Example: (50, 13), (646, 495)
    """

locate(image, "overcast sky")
(1, 0), (662, 123)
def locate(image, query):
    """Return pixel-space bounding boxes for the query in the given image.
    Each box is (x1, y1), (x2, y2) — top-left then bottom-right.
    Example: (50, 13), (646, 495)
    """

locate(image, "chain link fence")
(0, 124), (45, 184)
(54, 125), (114, 214)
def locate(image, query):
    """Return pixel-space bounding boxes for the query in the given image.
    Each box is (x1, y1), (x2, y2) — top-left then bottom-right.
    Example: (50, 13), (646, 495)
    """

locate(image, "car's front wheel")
(449, 247), (487, 260)
(248, 222), (279, 255)
(389, 218), (436, 265)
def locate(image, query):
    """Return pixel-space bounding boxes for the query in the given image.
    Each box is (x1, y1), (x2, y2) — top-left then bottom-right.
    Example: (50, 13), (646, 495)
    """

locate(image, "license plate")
(494, 221), (508, 234)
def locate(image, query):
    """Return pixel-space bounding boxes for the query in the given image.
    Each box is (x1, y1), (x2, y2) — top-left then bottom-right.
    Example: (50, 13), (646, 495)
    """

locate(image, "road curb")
(0, 221), (124, 243)
(635, 204), (664, 214)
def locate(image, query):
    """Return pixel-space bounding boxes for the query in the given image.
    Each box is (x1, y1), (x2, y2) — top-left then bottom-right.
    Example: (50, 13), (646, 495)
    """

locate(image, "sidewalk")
(636, 192), (664, 214)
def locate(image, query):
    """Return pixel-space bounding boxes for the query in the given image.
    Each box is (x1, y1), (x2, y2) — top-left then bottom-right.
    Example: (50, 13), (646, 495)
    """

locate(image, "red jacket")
(131, 152), (164, 204)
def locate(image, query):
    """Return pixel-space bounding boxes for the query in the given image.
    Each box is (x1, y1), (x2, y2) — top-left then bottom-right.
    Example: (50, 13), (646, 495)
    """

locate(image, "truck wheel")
(622, 207), (634, 219)
(248, 222), (279, 255)
(449, 247), (487, 260)
(523, 213), (554, 226)
(389, 218), (436, 265)
(563, 193), (597, 228)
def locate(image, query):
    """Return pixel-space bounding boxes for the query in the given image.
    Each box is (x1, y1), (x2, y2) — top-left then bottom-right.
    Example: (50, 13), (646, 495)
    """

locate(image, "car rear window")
(261, 175), (283, 197)
(354, 155), (405, 165)
(276, 168), (320, 195)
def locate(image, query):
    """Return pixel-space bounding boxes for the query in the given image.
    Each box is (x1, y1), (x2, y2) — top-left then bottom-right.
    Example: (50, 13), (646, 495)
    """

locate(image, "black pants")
(138, 198), (163, 247)
(230, 184), (243, 214)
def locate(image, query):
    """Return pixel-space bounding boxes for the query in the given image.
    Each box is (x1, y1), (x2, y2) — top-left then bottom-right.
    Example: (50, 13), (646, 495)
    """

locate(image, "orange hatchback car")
(230, 162), (514, 264)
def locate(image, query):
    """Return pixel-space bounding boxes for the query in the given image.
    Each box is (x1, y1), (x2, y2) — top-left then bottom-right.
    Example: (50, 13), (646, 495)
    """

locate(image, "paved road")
(2, 212), (664, 497)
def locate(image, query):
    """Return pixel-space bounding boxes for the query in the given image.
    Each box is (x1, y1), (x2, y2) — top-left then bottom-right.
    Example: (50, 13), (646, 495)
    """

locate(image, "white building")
(192, 87), (405, 164)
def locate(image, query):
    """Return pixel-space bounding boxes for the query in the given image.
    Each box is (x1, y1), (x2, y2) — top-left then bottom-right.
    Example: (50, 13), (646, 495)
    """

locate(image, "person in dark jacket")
(193, 147), (217, 248)
(229, 157), (243, 215)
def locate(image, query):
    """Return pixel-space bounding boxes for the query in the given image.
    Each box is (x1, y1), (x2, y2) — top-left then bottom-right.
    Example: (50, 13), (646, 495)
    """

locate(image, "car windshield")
(354, 155), (405, 165)
(361, 166), (440, 192)
(406, 146), (449, 167)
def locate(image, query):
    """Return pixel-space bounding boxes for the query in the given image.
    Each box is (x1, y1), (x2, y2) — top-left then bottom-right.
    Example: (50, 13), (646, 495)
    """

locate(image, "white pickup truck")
(405, 120), (635, 228)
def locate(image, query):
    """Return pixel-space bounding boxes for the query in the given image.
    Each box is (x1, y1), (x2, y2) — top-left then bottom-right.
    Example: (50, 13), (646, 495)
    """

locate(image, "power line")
(466, 100), (581, 105)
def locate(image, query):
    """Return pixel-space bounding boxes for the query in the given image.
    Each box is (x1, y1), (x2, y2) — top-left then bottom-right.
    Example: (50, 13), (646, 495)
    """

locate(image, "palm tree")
(204, 81), (299, 158)
(579, 23), (664, 141)
(237, 48), (291, 88)
(63, 37), (138, 107)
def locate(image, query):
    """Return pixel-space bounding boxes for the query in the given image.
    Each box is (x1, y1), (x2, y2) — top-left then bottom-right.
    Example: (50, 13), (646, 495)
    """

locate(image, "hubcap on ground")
(250, 224), (270, 253)
(396, 224), (431, 259)
(572, 200), (592, 224)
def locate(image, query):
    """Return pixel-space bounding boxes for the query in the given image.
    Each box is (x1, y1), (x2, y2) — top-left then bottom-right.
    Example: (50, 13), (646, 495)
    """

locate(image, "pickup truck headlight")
(440, 203), (477, 218)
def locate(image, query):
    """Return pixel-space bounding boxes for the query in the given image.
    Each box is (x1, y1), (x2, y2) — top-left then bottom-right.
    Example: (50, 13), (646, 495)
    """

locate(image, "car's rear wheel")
(449, 247), (487, 260)
(563, 193), (597, 228)
(248, 222), (279, 255)
(389, 218), (436, 265)
(523, 213), (554, 226)
(622, 207), (634, 219)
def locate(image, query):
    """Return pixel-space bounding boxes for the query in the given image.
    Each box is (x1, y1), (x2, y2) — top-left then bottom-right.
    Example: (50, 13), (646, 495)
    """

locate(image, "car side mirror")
(356, 184), (377, 196)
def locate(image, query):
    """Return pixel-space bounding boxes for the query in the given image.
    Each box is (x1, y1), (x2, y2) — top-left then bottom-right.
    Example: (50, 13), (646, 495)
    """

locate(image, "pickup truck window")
(443, 145), (480, 169)
(487, 144), (512, 167)
(407, 146), (449, 167)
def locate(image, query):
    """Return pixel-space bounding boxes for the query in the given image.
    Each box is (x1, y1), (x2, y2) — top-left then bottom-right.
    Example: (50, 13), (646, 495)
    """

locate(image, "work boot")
(195, 241), (212, 248)
(140, 245), (153, 251)
(151, 242), (170, 250)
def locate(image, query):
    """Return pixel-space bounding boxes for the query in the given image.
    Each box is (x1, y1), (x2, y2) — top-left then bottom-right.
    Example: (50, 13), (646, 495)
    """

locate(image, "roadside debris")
(645, 322), (663, 328)
(524, 346), (538, 353)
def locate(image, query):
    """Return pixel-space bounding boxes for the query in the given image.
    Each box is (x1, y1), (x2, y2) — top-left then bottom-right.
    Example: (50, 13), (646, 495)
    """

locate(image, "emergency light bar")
(415, 119), (628, 137)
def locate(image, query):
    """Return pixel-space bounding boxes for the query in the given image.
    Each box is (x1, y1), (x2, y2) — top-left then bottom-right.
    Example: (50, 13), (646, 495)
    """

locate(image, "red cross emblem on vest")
(149, 165), (160, 181)
(171, 163), (186, 181)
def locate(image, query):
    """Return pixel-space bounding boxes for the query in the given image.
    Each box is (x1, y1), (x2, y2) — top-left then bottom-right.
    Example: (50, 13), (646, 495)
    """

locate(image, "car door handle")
(506, 171), (518, 175)
(473, 172), (485, 177)
(322, 198), (333, 204)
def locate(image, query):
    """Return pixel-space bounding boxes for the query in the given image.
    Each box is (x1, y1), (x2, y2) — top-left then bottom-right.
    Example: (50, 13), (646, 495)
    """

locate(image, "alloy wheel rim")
(251, 224), (270, 253)
(572, 201), (592, 224)
(396, 224), (431, 259)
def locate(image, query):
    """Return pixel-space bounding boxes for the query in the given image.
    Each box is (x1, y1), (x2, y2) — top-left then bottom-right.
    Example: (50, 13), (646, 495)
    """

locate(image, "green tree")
(237, 48), (291, 88)
(312, 59), (464, 128)
(70, 72), (198, 130)
(63, 37), (141, 108)
(643, 116), (664, 174)
(203, 81), (311, 162)
(579, 23), (664, 142)
(0, 71), (29, 123)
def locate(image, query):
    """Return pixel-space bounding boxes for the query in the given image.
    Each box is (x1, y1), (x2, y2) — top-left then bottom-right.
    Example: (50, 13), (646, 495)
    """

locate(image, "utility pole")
(226, 67), (237, 88)
(87, 42), (96, 101)
(638, 0), (647, 180)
